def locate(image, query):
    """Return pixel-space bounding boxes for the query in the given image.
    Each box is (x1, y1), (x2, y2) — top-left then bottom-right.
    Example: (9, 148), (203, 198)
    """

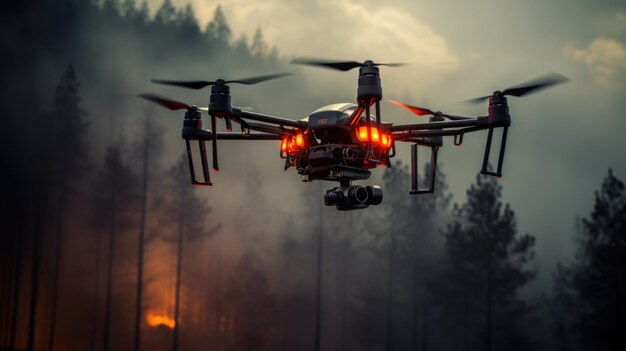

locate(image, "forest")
(0, 1), (625, 351)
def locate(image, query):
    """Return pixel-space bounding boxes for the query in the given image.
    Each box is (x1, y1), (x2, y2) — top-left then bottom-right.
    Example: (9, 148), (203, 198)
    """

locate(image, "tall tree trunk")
(485, 236), (493, 351)
(89, 225), (102, 351)
(339, 232), (348, 351)
(214, 235), (223, 351)
(411, 221), (420, 351)
(48, 129), (69, 351)
(421, 302), (428, 351)
(411, 284), (418, 351)
(27, 175), (49, 351)
(386, 229), (395, 351)
(102, 166), (118, 351)
(172, 189), (185, 351)
(463, 280), (469, 351)
(0, 230), (13, 346)
(134, 115), (151, 351)
(314, 190), (323, 351)
(10, 195), (25, 349)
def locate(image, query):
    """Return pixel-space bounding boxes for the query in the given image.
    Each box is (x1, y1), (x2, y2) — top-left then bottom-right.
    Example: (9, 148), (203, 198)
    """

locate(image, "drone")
(139, 58), (568, 210)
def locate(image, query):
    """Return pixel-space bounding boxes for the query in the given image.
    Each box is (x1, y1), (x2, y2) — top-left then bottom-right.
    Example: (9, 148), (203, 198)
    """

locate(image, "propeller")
(388, 99), (472, 121)
(137, 93), (207, 111)
(151, 72), (293, 90)
(290, 57), (407, 71)
(466, 72), (569, 104)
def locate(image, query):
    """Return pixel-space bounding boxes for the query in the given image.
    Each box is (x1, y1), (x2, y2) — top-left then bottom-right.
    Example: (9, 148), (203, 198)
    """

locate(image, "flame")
(147, 312), (176, 329)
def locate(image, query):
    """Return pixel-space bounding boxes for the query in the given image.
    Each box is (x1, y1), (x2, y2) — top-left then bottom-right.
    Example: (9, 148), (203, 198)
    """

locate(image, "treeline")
(0, 1), (625, 351)
(0, 1), (287, 351)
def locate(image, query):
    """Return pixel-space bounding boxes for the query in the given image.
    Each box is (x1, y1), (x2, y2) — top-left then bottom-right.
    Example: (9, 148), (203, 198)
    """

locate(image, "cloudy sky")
(147, 0), (626, 287)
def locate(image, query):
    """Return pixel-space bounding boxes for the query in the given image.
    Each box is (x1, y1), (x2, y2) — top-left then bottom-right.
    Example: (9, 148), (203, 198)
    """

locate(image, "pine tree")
(205, 5), (231, 46)
(380, 161), (450, 351)
(250, 27), (268, 57)
(167, 155), (219, 351)
(102, 0), (122, 18)
(94, 145), (137, 351)
(47, 64), (90, 351)
(228, 252), (277, 351)
(154, 0), (176, 27)
(121, 0), (137, 19)
(554, 169), (626, 351)
(176, 4), (199, 38)
(135, 0), (149, 26)
(442, 174), (535, 351)
(132, 111), (164, 351)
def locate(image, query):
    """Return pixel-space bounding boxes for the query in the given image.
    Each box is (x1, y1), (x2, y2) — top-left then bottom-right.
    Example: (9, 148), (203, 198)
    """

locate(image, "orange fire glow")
(147, 313), (176, 329)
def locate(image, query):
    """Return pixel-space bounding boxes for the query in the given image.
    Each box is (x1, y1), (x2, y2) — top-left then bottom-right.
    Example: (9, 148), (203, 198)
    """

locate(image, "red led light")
(356, 126), (380, 143)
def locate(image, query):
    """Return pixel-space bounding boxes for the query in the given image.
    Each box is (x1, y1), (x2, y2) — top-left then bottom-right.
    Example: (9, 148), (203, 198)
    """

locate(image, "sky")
(146, 0), (626, 288)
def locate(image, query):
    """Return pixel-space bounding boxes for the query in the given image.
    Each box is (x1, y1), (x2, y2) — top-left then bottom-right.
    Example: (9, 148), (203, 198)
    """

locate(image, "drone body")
(140, 58), (567, 210)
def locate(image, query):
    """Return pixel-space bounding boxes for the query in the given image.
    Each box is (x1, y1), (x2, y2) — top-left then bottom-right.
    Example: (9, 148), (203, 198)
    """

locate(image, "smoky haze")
(161, 0), (626, 284)
(1, 1), (625, 351)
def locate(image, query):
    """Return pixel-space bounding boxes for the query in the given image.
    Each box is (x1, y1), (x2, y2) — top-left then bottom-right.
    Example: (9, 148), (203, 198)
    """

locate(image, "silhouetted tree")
(377, 160), (450, 351)
(552, 169), (626, 351)
(0, 0), (321, 350)
(167, 155), (219, 351)
(228, 252), (278, 351)
(442, 174), (535, 351)
(205, 5), (232, 47)
(48, 65), (90, 351)
(103, 0), (122, 16)
(132, 111), (165, 351)
(121, 0), (137, 19)
(154, 0), (176, 27)
(250, 28), (268, 58)
(135, 0), (150, 25)
(91, 144), (137, 351)
(176, 4), (200, 39)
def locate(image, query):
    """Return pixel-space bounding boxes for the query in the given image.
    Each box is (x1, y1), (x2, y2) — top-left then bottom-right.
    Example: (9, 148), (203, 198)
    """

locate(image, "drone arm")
(391, 117), (487, 132)
(238, 110), (306, 129)
(182, 128), (283, 140)
(241, 122), (297, 135)
(392, 126), (483, 141)
(214, 132), (282, 140)
(391, 115), (510, 178)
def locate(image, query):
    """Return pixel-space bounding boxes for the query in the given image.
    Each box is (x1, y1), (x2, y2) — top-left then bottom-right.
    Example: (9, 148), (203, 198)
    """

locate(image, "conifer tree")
(250, 28), (268, 57)
(132, 111), (164, 351)
(48, 65), (90, 351)
(205, 6), (231, 46)
(553, 169), (626, 351)
(94, 145), (137, 351)
(154, 0), (176, 27)
(121, 0), (137, 19)
(177, 4), (200, 38)
(167, 155), (219, 351)
(135, 0), (149, 25)
(442, 174), (535, 351)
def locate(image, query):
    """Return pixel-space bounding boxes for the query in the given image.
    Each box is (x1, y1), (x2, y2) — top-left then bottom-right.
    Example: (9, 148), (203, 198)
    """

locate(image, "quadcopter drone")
(139, 58), (567, 210)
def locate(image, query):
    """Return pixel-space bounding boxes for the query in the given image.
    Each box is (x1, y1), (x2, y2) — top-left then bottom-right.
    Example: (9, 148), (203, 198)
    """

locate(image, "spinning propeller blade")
(227, 72), (293, 85)
(388, 99), (472, 121)
(467, 72), (569, 104)
(137, 93), (207, 111)
(290, 57), (407, 71)
(388, 99), (434, 116)
(151, 72), (292, 90)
